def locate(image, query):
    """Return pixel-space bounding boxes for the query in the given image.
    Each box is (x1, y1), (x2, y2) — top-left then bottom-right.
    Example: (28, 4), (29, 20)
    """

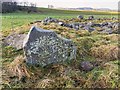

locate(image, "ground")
(1, 8), (120, 88)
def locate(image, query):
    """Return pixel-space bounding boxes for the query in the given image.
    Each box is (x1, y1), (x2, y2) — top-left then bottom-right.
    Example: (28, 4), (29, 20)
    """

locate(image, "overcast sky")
(16, 0), (119, 10)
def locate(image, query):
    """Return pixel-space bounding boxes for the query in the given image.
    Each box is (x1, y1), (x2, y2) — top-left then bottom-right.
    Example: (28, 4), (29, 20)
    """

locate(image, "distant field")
(2, 8), (119, 32)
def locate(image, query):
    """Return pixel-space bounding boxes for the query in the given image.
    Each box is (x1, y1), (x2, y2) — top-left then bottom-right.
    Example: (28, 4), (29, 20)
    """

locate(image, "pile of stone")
(42, 17), (59, 24)
(31, 16), (118, 34)
(58, 20), (118, 33)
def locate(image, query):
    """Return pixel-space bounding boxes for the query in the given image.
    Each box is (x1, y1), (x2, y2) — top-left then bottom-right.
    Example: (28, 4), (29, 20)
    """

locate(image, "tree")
(2, 2), (18, 13)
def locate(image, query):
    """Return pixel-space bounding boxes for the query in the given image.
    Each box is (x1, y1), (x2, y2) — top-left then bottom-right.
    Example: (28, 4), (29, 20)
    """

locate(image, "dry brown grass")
(103, 34), (118, 42)
(36, 78), (55, 88)
(76, 30), (90, 37)
(90, 45), (119, 61)
(7, 55), (30, 80)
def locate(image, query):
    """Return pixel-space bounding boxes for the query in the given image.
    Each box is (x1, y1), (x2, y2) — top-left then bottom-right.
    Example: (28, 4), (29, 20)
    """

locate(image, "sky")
(16, 0), (119, 10)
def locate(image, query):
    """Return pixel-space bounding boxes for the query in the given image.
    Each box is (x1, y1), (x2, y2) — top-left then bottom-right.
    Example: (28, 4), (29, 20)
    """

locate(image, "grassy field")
(2, 8), (119, 88)
(2, 8), (119, 32)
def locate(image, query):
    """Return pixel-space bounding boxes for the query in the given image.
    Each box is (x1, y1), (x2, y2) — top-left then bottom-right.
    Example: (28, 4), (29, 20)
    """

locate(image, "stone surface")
(71, 23), (80, 30)
(88, 16), (94, 20)
(101, 22), (109, 27)
(80, 61), (94, 71)
(58, 22), (79, 30)
(4, 33), (26, 50)
(83, 26), (95, 32)
(23, 26), (76, 67)
(58, 22), (65, 26)
(77, 15), (84, 19)
(42, 17), (58, 24)
(101, 28), (113, 34)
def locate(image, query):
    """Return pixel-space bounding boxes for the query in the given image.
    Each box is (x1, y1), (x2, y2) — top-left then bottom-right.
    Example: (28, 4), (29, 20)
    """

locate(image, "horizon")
(2, 0), (119, 10)
(16, 0), (119, 10)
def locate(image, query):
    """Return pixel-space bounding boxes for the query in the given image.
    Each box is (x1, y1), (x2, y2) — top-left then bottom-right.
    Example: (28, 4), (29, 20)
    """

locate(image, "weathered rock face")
(4, 34), (26, 50)
(77, 15), (84, 19)
(80, 61), (94, 71)
(23, 26), (76, 67)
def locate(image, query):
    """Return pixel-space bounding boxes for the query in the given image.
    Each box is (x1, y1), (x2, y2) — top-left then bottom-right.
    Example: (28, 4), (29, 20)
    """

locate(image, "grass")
(1, 7), (119, 88)
(2, 8), (118, 32)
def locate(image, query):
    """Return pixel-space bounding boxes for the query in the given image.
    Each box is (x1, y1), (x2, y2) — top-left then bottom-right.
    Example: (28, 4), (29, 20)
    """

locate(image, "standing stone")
(23, 26), (76, 67)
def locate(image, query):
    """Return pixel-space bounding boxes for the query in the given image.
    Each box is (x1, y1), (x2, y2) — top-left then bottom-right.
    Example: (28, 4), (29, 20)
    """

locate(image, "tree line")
(1, 2), (38, 13)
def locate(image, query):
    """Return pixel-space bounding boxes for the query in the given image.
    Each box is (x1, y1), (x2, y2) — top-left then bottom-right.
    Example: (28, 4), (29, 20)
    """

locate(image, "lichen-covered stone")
(23, 26), (76, 66)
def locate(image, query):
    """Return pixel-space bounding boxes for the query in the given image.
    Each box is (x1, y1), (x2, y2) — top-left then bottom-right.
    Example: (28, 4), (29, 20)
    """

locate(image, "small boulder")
(88, 16), (94, 20)
(84, 26), (95, 32)
(58, 22), (65, 26)
(80, 61), (94, 71)
(77, 15), (84, 19)
(71, 23), (80, 30)
(3, 33), (26, 50)
(42, 17), (58, 24)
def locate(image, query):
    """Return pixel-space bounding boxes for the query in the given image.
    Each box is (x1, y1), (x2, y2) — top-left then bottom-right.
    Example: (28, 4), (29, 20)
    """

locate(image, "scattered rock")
(71, 23), (80, 30)
(58, 22), (79, 30)
(112, 17), (117, 20)
(87, 22), (94, 26)
(77, 15), (84, 19)
(88, 16), (94, 20)
(80, 61), (94, 71)
(42, 17), (58, 24)
(101, 28), (113, 34)
(101, 22), (109, 27)
(3, 33), (26, 50)
(63, 23), (73, 28)
(84, 26), (95, 32)
(58, 22), (65, 26)
(93, 23), (101, 27)
(23, 26), (76, 67)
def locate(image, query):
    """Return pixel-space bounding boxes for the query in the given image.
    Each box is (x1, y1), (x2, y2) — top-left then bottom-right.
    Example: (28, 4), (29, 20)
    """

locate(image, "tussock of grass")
(7, 55), (30, 80)
(90, 45), (118, 61)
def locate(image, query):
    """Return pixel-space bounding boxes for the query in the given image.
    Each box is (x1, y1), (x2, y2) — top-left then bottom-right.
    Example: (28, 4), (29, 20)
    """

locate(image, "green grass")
(2, 8), (118, 32)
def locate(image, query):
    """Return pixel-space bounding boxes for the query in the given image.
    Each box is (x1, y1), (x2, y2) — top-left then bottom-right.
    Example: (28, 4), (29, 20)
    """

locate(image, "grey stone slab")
(4, 34), (26, 50)
(23, 26), (76, 67)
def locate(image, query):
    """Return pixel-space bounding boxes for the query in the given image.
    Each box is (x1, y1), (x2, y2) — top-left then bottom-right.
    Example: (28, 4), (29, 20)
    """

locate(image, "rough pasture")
(1, 8), (119, 88)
